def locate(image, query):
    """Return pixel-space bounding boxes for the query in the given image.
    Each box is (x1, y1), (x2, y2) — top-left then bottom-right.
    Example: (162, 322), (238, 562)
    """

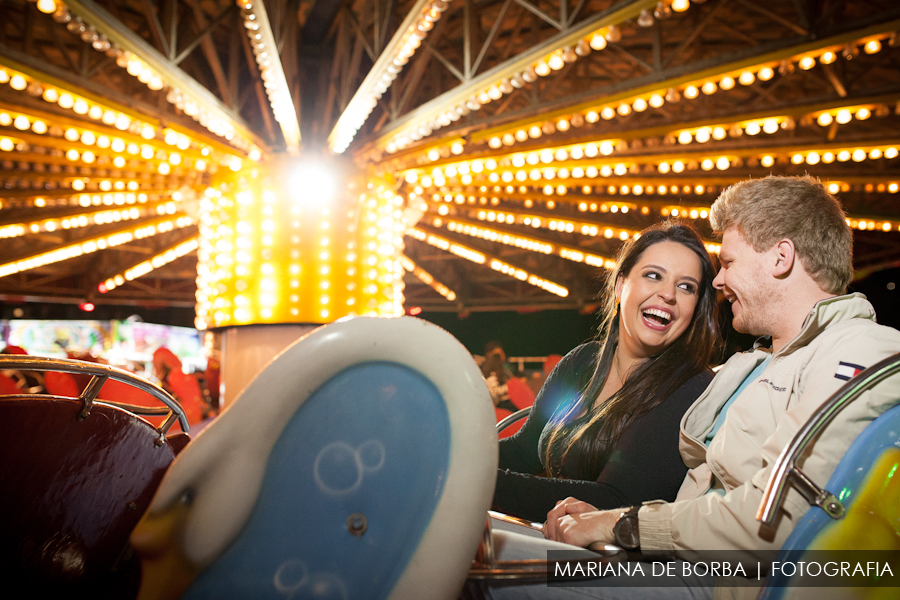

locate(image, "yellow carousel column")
(195, 156), (406, 406)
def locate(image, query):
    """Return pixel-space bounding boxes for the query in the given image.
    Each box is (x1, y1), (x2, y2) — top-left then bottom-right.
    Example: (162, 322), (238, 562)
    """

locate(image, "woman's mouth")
(642, 307), (674, 331)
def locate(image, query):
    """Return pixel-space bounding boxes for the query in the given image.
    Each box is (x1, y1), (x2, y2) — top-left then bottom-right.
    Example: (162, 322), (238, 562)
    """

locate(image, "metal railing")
(757, 352), (900, 526)
(0, 355), (189, 444)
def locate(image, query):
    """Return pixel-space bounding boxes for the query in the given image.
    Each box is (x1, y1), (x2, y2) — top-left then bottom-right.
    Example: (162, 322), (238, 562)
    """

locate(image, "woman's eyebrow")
(642, 263), (668, 272)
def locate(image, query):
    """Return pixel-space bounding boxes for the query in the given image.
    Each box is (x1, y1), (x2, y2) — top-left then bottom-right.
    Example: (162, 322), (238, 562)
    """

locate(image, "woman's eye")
(645, 271), (660, 280)
(678, 283), (696, 293)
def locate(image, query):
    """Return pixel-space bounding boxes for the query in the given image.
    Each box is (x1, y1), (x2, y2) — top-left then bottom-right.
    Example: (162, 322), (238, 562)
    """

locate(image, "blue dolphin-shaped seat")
(132, 316), (498, 600)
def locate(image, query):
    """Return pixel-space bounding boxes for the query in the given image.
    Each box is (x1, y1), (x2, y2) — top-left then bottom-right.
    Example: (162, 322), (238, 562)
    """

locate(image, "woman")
(493, 221), (718, 522)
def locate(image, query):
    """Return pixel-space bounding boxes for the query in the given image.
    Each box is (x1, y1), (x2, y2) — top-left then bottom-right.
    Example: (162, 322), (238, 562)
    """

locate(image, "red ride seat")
(0, 372), (20, 395)
(0, 398), (182, 597)
(506, 377), (536, 410)
(43, 370), (81, 397)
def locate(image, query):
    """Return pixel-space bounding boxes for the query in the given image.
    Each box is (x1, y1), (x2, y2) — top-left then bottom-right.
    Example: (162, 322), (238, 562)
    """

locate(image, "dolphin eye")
(180, 489), (195, 506)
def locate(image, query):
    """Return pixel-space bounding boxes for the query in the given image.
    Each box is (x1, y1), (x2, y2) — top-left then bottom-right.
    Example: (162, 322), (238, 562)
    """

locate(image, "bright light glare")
(287, 160), (338, 206)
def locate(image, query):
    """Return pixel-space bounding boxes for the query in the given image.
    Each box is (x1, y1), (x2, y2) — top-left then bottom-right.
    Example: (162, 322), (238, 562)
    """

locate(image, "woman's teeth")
(642, 308), (671, 325)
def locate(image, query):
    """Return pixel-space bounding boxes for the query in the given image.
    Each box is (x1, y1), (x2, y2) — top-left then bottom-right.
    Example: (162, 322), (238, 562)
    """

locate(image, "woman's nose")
(658, 284), (676, 302)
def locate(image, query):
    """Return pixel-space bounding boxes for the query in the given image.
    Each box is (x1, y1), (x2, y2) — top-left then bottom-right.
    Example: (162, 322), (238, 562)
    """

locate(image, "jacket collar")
(776, 293), (875, 357)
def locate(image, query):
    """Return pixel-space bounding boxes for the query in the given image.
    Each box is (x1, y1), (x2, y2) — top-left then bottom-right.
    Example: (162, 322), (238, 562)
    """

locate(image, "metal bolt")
(347, 513), (368, 537)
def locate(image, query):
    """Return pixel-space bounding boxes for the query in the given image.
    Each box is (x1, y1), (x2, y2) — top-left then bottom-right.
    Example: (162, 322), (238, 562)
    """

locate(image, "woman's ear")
(614, 275), (624, 302)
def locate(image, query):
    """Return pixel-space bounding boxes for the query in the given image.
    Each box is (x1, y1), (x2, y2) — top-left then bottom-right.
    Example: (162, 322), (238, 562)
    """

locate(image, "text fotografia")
(546, 550), (900, 588)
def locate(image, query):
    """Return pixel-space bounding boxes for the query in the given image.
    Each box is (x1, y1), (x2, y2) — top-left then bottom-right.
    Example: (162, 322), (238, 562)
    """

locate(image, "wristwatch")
(613, 506), (641, 550)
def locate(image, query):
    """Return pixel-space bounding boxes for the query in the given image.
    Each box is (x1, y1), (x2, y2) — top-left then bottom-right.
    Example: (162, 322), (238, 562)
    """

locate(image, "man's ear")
(772, 239), (795, 278)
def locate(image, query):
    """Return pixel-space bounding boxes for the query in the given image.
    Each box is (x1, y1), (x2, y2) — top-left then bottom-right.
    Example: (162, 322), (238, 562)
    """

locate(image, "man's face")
(713, 228), (776, 336)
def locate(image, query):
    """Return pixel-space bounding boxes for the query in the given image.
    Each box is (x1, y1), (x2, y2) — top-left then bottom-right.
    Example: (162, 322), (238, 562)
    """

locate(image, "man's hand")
(543, 497), (619, 548)
(543, 497), (597, 541)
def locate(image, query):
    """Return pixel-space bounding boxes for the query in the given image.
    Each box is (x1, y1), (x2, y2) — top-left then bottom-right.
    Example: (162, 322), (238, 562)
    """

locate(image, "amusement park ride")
(0, 0), (897, 319)
(1, 1), (900, 598)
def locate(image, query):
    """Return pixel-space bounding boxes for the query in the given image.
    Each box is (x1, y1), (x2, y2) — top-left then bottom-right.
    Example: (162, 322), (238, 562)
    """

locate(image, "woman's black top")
(494, 342), (713, 522)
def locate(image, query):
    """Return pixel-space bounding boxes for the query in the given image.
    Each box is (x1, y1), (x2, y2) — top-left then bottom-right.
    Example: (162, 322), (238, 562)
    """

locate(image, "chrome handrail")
(0, 355), (190, 442)
(757, 352), (900, 526)
(496, 406), (530, 433)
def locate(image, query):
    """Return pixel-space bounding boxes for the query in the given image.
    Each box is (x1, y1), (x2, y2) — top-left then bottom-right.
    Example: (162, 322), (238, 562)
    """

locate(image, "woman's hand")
(543, 497), (597, 542)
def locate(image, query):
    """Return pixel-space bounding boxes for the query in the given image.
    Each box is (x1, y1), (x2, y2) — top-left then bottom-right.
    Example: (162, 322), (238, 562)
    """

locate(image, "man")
(474, 175), (900, 599)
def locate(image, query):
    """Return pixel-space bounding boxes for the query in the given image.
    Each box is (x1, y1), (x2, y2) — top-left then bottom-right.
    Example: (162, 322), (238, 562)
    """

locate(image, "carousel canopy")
(0, 0), (898, 317)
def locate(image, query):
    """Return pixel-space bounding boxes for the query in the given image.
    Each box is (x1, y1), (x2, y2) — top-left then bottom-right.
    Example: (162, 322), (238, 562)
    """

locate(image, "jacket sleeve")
(639, 323), (900, 562)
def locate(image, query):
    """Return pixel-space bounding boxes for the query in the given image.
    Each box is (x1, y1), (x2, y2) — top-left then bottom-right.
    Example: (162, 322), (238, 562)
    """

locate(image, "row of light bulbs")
(0, 68), (159, 140)
(380, 0), (701, 154)
(439, 216), (624, 272)
(407, 226), (570, 297)
(0, 77), (254, 179)
(403, 144), (900, 193)
(0, 214), (193, 278)
(660, 203), (898, 232)
(44, 1), (254, 151)
(399, 254), (457, 302)
(0, 104), (248, 176)
(0, 102), (239, 165)
(236, 0), (301, 149)
(0, 138), (208, 178)
(403, 107), (898, 186)
(433, 177), (900, 225)
(100, 237), (200, 293)
(426, 187), (702, 214)
(0, 64), (261, 164)
(430, 181), (897, 238)
(476, 33), (894, 153)
(472, 209), (637, 241)
(0, 200), (179, 240)
(330, 0), (452, 153)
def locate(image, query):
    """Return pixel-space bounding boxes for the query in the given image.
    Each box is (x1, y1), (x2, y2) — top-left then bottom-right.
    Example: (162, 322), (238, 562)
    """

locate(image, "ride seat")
(0, 356), (189, 597)
(131, 316), (498, 600)
(757, 352), (900, 598)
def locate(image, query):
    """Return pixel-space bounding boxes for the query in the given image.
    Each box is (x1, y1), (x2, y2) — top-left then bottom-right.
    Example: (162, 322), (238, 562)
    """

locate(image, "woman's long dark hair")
(543, 221), (719, 480)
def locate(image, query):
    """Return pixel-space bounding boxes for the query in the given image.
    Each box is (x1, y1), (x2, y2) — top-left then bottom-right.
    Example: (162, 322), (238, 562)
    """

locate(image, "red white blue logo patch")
(835, 361), (866, 381)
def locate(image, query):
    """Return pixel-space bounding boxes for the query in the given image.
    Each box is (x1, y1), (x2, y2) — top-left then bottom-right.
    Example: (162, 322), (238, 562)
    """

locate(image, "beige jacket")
(637, 293), (900, 599)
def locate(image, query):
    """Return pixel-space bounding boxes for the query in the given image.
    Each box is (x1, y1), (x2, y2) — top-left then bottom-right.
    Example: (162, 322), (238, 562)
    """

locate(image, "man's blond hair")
(709, 175), (852, 293)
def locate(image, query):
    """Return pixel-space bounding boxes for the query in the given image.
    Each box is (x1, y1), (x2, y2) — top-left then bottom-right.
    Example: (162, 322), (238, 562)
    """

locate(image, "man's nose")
(712, 268), (725, 290)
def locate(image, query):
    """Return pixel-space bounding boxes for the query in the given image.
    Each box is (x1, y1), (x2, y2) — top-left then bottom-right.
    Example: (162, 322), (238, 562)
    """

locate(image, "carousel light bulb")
(589, 32), (607, 51)
(9, 74), (27, 90)
(37, 0), (57, 13)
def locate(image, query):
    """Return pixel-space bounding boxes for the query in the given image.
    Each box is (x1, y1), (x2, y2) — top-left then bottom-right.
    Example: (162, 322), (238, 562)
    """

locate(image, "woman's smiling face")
(615, 240), (703, 359)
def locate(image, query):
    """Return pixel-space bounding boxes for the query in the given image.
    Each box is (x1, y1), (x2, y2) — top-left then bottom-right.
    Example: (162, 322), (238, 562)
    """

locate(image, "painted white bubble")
(274, 559), (308, 594)
(314, 442), (362, 494)
(356, 440), (385, 472)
